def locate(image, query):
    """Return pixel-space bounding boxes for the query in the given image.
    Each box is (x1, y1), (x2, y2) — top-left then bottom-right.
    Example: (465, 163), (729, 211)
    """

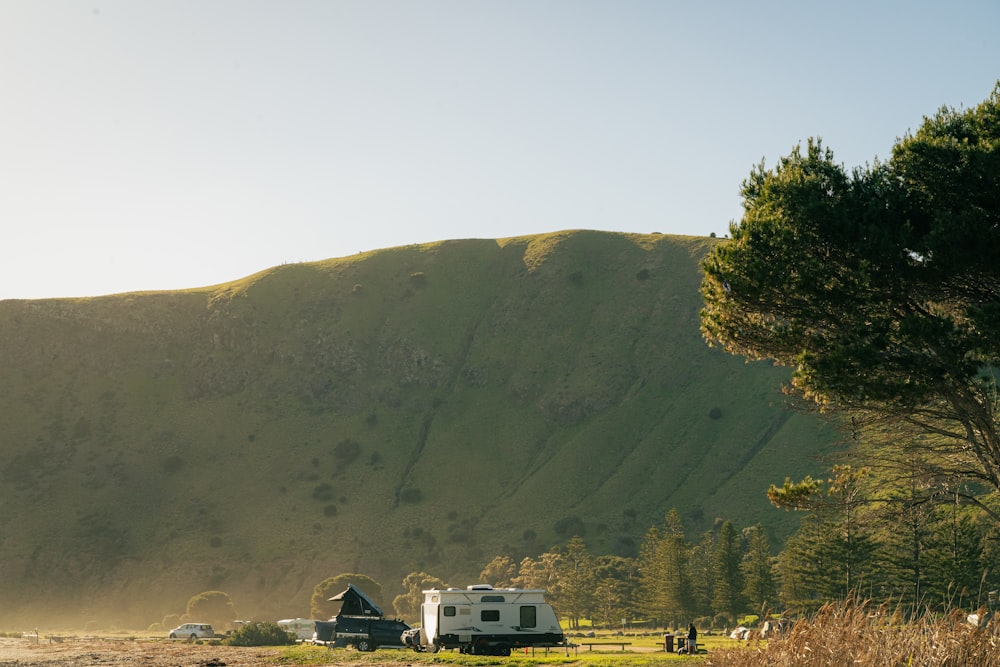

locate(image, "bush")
(224, 621), (295, 647)
(713, 612), (732, 630)
(554, 516), (585, 537)
(186, 590), (237, 630)
(333, 438), (361, 464)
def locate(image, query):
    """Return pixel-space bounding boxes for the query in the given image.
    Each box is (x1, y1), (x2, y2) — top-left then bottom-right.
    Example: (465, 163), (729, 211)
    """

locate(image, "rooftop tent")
(328, 583), (385, 617)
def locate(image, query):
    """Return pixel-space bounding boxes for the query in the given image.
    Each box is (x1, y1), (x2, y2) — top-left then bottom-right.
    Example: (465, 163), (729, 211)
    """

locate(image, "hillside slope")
(0, 231), (837, 627)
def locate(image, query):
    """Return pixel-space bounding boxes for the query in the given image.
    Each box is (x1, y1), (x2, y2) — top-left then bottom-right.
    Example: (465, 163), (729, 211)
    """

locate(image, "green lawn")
(272, 634), (746, 665)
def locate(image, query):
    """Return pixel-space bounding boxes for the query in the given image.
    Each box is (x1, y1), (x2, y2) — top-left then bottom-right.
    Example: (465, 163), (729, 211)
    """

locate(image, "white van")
(278, 618), (319, 640)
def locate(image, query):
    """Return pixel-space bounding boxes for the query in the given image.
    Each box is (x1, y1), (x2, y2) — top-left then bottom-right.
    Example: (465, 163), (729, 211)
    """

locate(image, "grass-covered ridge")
(0, 231), (837, 628)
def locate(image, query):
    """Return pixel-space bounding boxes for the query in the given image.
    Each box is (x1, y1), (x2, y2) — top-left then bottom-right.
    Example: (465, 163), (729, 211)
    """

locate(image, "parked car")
(313, 616), (410, 651)
(168, 623), (215, 640)
(312, 584), (410, 651)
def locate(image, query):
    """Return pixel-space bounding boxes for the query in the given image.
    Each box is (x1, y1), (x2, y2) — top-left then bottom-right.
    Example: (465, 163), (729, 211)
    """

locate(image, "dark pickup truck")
(313, 616), (410, 651)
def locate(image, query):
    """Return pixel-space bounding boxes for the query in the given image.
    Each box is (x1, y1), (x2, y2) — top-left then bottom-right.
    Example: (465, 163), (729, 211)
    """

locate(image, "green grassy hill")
(0, 230), (838, 628)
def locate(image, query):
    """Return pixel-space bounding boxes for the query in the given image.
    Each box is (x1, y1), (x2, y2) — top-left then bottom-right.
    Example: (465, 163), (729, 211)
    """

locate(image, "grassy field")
(12, 600), (999, 666)
(274, 643), (714, 665)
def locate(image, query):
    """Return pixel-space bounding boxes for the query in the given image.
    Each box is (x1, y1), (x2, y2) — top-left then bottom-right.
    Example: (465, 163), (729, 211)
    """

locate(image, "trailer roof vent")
(467, 584), (494, 591)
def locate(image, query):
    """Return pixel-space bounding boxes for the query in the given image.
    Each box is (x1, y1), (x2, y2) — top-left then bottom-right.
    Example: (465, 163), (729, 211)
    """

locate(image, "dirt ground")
(0, 636), (292, 666)
(0, 635), (675, 665)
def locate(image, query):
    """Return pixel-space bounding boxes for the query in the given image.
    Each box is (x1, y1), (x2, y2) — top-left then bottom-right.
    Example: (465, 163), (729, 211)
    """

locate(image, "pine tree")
(741, 525), (776, 614)
(689, 530), (717, 618)
(559, 536), (595, 629)
(712, 520), (745, 624)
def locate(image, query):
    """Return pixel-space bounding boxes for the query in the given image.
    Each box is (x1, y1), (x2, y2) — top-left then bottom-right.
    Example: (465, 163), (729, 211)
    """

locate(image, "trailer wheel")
(498, 645), (511, 656)
(429, 642), (441, 653)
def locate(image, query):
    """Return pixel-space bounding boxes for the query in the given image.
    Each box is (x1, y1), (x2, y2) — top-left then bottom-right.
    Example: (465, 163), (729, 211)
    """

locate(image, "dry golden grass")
(706, 599), (1000, 666)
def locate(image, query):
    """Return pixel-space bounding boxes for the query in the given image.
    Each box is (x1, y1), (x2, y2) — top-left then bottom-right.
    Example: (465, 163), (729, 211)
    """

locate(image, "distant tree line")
(384, 512), (777, 630)
(186, 488), (1000, 636)
(412, 496), (1000, 628)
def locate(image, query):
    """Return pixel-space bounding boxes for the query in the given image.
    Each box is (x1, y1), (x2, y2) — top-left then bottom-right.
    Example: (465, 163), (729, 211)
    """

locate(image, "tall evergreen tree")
(701, 83), (1000, 513)
(559, 536), (595, 629)
(741, 525), (776, 614)
(637, 525), (665, 625)
(637, 510), (694, 628)
(712, 520), (745, 623)
(593, 555), (639, 626)
(923, 495), (994, 609)
(688, 530), (717, 618)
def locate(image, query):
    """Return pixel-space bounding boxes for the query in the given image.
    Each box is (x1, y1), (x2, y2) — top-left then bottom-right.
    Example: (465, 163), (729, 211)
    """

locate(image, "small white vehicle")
(278, 618), (319, 640)
(402, 585), (564, 655)
(168, 623), (215, 640)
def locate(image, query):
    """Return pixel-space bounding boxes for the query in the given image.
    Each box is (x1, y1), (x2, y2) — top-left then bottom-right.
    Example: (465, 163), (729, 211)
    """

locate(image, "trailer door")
(520, 606), (537, 629)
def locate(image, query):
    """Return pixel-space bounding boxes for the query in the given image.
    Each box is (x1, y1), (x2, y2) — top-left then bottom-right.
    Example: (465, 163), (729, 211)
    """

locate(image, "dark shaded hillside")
(0, 231), (837, 627)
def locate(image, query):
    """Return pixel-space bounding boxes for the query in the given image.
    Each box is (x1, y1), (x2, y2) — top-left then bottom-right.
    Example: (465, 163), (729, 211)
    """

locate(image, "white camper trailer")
(401, 585), (564, 655)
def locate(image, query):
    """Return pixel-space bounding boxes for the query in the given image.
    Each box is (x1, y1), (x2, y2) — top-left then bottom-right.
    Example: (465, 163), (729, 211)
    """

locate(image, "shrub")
(409, 272), (427, 286)
(313, 483), (334, 501)
(554, 516), (585, 537)
(224, 621), (295, 647)
(709, 599), (1000, 666)
(333, 439), (361, 464)
(186, 591), (237, 630)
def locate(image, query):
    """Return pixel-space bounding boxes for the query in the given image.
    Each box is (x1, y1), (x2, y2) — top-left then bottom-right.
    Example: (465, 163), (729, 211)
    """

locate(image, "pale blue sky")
(2, 1), (998, 299)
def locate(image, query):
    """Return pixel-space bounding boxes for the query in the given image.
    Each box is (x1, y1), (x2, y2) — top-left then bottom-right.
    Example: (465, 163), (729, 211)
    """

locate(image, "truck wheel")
(356, 638), (374, 652)
(429, 642), (441, 653)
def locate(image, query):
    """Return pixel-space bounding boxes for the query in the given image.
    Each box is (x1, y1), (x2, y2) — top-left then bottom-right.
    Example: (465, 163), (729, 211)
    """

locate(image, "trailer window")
(481, 595), (505, 602)
(481, 610), (500, 622)
(443, 606), (456, 617)
(520, 606), (537, 628)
